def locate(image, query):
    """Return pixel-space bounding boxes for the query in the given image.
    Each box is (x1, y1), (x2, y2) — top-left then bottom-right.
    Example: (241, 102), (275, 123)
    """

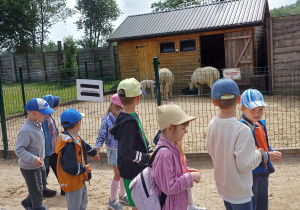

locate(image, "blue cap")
(25, 98), (55, 115)
(241, 89), (269, 109)
(211, 79), (239, 99)
(61, 109), (83, 127)
(42, 95), (54, 108)
(53, 96), (61, 108)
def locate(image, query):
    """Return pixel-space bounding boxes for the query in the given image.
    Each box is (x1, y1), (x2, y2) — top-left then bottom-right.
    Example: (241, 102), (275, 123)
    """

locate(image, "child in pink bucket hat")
(95, 93), (129, 209)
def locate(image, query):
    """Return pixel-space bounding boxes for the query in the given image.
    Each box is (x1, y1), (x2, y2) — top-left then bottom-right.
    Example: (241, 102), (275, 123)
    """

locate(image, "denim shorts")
(107, 149), (118, 166)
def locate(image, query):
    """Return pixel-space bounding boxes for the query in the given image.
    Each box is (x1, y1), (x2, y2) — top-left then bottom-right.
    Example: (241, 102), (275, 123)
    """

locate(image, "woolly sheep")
(140, 80), (155, 98)
(156, 68), (174, 100)
(189, 66), (220, 96)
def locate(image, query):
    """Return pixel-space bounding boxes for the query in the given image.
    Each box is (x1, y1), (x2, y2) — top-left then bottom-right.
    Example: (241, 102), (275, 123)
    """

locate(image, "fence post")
(19, 67), (27, 116)
(84, 61), (89, 79)
(99, 58), (103, 80)
(0, 68), (8, 159)
(153, 57), (161, 106)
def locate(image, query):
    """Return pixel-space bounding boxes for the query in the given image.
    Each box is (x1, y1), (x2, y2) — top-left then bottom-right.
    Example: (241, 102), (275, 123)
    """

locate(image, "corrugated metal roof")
(107, 0), (267, 42)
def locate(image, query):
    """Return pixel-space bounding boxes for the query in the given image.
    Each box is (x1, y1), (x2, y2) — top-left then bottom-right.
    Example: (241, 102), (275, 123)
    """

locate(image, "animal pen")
(0, 63), (299, 157)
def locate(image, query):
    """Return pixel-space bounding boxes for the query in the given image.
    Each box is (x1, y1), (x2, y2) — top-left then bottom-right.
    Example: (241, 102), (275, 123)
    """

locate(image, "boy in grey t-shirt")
(15, 98), (55, 210)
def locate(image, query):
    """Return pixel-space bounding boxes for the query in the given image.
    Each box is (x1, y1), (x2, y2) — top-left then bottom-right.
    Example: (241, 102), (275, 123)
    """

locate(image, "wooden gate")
(136, 41), (158, 80)
(224, 30), (254, 85)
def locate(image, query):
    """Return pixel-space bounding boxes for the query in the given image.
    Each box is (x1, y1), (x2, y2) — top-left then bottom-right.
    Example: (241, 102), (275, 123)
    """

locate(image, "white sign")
(223, 68), (242, 80)
(76, 79), (103, 102)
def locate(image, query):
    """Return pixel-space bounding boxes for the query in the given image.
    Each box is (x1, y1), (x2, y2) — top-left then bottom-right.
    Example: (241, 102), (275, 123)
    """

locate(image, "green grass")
(1, 80), (120, 116)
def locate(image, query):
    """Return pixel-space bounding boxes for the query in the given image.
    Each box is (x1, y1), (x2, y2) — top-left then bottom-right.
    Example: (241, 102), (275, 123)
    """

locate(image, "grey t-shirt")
(15, 119), (45, 170)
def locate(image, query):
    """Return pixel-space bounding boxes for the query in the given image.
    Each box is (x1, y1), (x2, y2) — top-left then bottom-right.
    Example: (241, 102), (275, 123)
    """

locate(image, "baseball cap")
(241, 89), (269, 109)
(61, 109), (84, 127)
(211, 78), (240, 99)
(157, 104), (196, 131)
(25, 98), (55, 115)
(111, 93), (123, 107)
(53, 96), (61, 108)
(117, 78), (146, 97)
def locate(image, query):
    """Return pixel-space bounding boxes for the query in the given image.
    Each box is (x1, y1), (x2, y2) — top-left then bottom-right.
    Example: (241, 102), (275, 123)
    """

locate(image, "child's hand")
(33, 157), (43, 167)
(85, 164), (92, 173)
(91, 153), (100, 161)
(191, 171), (201, 183)
(269, 151), (282, 162)
(258, 148), (264, 155)
(149, 152), (154, 158)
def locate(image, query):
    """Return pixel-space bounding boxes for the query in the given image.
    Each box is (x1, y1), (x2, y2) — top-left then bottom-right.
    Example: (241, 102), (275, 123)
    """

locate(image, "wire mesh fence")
(0, 65), (299, 154)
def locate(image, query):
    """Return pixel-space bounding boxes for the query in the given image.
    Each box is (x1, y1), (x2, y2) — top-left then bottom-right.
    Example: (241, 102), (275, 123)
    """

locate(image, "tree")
(151, 0), (224, 12)
(0, 0), (38, 53)
(60, 36), (78, 82)
(270, 0), (300, 17)
(75, 0), (121, 48)
(0, 0), (75, 53)
(35, 0), (76, 52)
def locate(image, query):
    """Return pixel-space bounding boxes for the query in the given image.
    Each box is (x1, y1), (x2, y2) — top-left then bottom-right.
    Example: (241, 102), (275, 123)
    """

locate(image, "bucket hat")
(157, 104), (196, 131)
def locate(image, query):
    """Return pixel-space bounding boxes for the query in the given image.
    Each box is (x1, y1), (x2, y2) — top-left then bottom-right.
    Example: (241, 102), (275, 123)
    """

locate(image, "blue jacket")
(96, 112), (118, 150)
(240, 114), (275, 178)
(42, 95), (58, 157)
(42, 115), (58, 157)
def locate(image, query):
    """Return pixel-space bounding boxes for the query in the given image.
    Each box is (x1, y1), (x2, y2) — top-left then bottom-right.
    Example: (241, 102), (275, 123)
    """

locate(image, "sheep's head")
(189, 82), (195, 90)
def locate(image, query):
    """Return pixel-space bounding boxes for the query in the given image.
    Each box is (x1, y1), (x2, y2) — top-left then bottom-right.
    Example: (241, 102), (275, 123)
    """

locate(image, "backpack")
(129, 146), (168, 210)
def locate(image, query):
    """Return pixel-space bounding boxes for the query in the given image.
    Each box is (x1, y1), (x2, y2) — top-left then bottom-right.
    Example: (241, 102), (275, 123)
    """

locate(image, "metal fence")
(0, 64), (299, 158)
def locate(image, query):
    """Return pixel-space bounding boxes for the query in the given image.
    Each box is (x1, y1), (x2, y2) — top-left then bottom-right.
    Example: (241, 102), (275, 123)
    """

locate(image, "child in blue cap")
(55, 108), (100, 210)
(240, 89), (282, 210)
(41, 94), (61, 196)
(206, 79), (264, 210)
(15, 98), (55, 210)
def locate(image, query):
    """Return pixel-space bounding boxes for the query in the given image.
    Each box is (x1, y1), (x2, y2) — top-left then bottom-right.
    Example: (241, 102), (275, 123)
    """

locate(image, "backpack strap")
(150, 146), (169, 208)
(148, 146), (168, 166)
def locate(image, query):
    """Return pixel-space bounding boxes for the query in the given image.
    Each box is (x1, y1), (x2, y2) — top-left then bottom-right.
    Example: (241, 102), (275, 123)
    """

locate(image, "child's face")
(111, 104), (122, 117)
(172, 124), (188, 143)
(30, 111), (48, 122)
(243, 106), (264, 124)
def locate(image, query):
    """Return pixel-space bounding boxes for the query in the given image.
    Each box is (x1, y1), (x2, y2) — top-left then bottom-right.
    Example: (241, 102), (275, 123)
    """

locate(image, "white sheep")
(189, 66), (220, 96)
(157, 68), (174, 100)
(140, 80), (155, 98)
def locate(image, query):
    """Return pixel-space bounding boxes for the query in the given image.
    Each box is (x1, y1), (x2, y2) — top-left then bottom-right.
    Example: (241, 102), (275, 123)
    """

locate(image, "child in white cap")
(15, 98), (55, 210)
(240, 89), (282, 210)
(207, 79), (264, 210)
(95, 93), (128, 209)
(152, 103), (201, 210)
(110, 78), (152, 210)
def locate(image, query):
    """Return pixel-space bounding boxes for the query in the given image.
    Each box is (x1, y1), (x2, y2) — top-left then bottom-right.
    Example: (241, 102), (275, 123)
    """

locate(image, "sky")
(48, 0), (298, 44)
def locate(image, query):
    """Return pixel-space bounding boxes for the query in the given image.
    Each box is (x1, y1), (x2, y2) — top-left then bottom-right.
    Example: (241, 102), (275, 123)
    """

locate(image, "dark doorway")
(200, 34), (225, 70)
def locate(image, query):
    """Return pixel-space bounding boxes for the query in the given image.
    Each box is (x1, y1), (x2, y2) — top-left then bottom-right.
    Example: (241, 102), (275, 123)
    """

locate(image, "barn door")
(136, 41), (158, 80)
(224, 30), (254, 85)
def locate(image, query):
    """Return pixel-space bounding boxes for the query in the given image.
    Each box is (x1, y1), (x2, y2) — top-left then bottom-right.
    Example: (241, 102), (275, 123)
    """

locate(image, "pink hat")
(111, 93), (123, 107)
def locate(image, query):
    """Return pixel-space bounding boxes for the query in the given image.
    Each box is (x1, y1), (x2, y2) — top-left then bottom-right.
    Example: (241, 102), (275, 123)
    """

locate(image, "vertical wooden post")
(266, 16), (273, 95)
(110, 45), (116, 79)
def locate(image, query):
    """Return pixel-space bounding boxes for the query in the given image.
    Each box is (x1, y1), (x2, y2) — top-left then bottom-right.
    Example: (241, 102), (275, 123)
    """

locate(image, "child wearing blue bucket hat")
(240, 89), (282, 210)
(207, 79), (264, 210)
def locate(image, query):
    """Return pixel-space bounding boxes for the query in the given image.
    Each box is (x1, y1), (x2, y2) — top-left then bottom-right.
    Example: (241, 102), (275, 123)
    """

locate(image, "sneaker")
(107, 198), (124, 210)
(119, 194), (129, 205)
(43, 187), (57, 198)
(21, 199), (32, 210)
(61, 189), (65, 196)
(187, 205), (206, 210)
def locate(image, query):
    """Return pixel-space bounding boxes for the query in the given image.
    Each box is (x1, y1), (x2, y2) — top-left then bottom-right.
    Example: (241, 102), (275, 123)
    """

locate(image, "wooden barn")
(107, 0), (271, 87)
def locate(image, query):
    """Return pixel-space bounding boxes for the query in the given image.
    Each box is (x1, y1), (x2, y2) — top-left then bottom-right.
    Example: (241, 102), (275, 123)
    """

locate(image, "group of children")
(15, 77), (282, 210)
